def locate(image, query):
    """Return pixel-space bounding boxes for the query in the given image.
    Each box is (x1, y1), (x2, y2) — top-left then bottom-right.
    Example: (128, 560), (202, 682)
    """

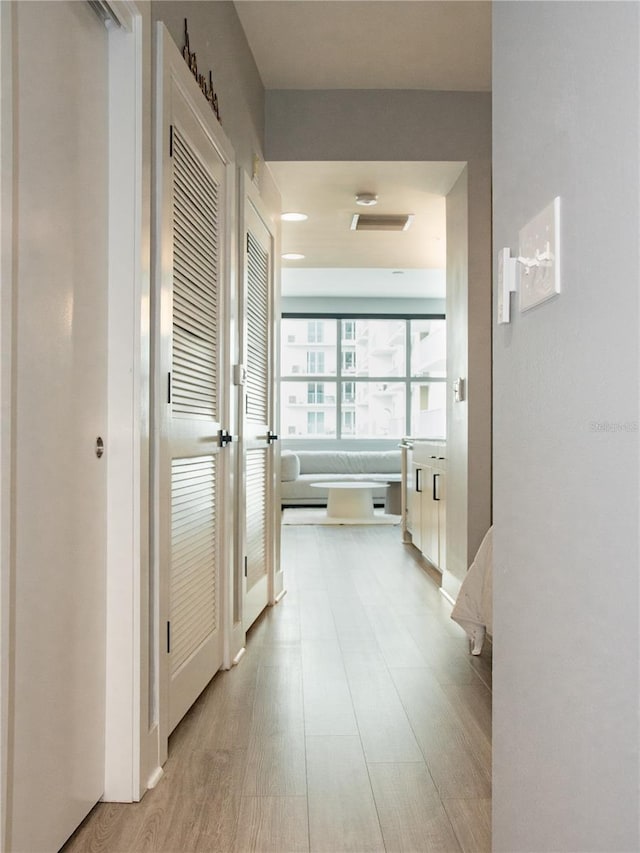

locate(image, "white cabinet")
(406, 442), (446, 572)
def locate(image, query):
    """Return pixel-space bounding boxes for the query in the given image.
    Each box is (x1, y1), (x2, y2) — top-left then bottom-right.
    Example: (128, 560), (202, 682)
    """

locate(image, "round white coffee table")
(370, 474), (402, 514)
(310, 481), (384, 519)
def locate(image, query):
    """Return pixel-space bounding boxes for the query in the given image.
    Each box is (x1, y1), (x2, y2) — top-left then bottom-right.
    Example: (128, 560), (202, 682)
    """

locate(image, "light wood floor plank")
(157, 748), (246, 853)
(62, 802), (144, 853)
(250, 597), (302, 646)
(233, 796), (309, 853)
(443, 797), (492, 853)
(342, 647), (423, 763)
(249, 657), (305, 738)
(301, 640), (358, 736)
(299, 588), (338, 641)
(242, 732), (307, 796)
(368, 762), (463, 853)
(306, 735), (385, 852)
(390, 667), (491, 798)
(192, 666), (259, 752)
(62, 524), (492, 853)
(363, 603), (430, 668)
(328, 589), (380, 646)
(441, 682), (493, 768)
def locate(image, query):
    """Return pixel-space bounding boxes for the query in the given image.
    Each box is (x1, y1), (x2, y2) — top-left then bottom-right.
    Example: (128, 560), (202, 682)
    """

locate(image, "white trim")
(0, 3), (16, 847)
(274, 589), (287, 604)
(238, 172), (284, 623)
(146, 765), (164, 790)
(232, 647), (247, 666)
(104, 0), (135, 31)
(154, 21), (237, 762)
(103, 0), (151, 803)
(439, 586), (456, 607)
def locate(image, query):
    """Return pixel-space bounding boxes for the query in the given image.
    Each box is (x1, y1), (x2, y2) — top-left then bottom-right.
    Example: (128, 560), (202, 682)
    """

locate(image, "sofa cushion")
(296, 450), (400, 475)
(280, 450), (300, 482)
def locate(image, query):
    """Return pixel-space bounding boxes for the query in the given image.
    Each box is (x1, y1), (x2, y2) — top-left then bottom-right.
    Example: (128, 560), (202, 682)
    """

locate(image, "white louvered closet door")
(242, 191), (277, 630)
(158, 32), (234, 736)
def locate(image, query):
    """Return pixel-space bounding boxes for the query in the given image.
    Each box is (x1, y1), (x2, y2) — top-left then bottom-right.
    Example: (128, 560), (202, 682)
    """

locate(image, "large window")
(280, 317), (446, 439)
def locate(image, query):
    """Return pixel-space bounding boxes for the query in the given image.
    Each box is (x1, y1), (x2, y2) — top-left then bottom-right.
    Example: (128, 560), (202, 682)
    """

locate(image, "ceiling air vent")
(350, 213), (414, 232)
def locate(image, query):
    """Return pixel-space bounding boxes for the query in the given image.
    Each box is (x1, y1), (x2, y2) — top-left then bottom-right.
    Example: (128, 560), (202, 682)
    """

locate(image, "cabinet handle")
(433, 472), (440, 501)
(416, 468), (422, 493)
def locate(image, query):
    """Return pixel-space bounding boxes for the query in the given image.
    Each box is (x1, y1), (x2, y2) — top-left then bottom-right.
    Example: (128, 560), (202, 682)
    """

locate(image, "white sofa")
(280, 449), (402, 507)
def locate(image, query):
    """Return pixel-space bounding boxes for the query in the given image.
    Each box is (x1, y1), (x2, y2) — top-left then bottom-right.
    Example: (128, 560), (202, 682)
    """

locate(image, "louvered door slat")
(172, 327), (217, 359)
(246, 232), (269, 423)
(173, 275), (218, 313)
(174, 207), (219, 261)
(172, 132), (219, 206)
(245, 449), (267, 591)
(173, 271), (218, 306)
(171, 124), (219, 419)
(173, 136), (219, 209)
(174, 221), (218, 272)
(170, 456), (217, 676)
(173, 175), (219, 226)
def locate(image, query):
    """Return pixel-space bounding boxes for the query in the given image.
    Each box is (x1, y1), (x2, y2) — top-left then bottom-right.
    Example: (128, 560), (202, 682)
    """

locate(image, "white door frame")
(103, 0), (156, 801)
(0, 4), (154, 835)
(0, 4), (16, 846)
(237, 173), (282, 632)
(153, 22), (237, 765)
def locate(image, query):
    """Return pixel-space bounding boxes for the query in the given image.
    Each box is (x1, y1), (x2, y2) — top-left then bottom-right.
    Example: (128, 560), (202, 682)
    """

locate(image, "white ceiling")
(234, 1), (491, 91)
(233, 1), (490, 299)
(269, 161), (464, 296)
(282, 268), (446, 300)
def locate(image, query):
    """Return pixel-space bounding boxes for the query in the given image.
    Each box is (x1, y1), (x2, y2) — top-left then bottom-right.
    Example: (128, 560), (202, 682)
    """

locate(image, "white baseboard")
(439, 587), (456, 607)
(147, 766), (164, 790)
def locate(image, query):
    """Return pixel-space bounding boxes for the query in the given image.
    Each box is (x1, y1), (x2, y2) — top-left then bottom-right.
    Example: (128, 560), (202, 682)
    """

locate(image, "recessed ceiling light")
(281, 212), (308, 222)
(392, 270), (405, 275)
(282, 252), (305, 260)
(355, 192), (378, 207)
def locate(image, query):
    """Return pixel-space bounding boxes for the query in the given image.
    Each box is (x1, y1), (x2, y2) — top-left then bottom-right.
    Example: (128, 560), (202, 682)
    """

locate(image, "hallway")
(64, 525), (491, 852)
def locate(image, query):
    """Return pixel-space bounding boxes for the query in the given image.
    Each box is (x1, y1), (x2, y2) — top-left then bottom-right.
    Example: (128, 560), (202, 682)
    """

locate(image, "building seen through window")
(280, 317), (446, 439)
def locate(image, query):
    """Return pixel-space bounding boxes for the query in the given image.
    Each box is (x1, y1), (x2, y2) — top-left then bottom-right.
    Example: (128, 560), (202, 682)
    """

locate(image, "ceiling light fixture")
(281, 212), (308, 222)
(355, 192), (378, 207)
(282, 252), (305, 260)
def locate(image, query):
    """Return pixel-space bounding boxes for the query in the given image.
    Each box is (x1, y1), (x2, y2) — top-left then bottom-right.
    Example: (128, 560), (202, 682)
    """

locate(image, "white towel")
(451, 526), (493, 654)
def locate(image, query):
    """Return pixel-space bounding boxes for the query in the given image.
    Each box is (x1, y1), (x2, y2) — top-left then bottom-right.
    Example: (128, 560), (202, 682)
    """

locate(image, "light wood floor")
(63, 524), (492, 852)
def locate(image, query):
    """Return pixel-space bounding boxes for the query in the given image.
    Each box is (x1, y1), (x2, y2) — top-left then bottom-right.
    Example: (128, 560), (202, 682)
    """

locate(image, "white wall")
(266, 90), (491, 162)
(445, 170), (470, 588)
(445, 163), (492, 594)
(151, 0), (265, 174)
(493, 3), (639, 850)
(281, 296), (446, 315)
(266, 89), (492, 588)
